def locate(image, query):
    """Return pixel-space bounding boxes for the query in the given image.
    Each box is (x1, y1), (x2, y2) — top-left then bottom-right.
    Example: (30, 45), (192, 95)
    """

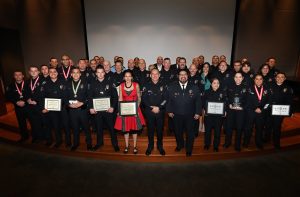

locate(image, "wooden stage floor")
(1, 103), (300, 162)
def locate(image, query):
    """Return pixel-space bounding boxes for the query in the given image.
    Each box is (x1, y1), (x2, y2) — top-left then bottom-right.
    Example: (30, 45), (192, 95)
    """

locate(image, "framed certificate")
(45, 98), (61, 111)
(93, 97), (111, 111)
(206, 101), (225, 115)
(272, 105), (290, 116)
(119, 101), (138, 116)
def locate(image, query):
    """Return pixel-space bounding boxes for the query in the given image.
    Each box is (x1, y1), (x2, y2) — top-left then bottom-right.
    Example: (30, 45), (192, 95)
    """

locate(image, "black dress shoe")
(274, 145), (281, 150)
(175, 147), (181, 152)
(114, 145), (120, 152)
(214, 148), (219, 152)
(54, 143), (62, 148)
(31, 139), (39, 144)
(158, 148), (166, 156)
(87, 145), (93, 151)
(256, 145), (264, 150)
(235, 147), (241, 152)
(145, 148), (152, 156)
(65, 143), (72, 148)
(204, 145), (209, 150)
(186, 152), (192, 157)
(17, 138), (26, 143)
(70, 145), (78, 151)
(45, 141), (53, 147)
(223, 143), (230, 148)
(93, 144), (103, 151)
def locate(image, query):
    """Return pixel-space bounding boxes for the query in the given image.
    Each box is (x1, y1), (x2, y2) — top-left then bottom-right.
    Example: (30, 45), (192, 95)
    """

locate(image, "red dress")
(114, 82), (146, 132)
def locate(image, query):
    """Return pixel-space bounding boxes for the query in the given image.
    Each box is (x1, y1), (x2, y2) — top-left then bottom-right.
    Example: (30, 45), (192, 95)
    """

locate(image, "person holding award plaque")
(268, 72), (293, 149)
(65, 67), (92, 151)
(224, 72), (248, 151)
(202, 78), (226, 152)
(6, 71), (29, 143)
(39, 68), (65, 147)
(114, 70), (146, 154)
(244, 74), (269, 149)
(88, 66), (120, 152)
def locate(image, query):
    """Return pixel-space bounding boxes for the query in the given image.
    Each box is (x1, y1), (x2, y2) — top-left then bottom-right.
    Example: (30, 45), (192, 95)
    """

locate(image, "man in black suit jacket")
(153, 56), (164, 71)
(170, 56), (181, 70)
(166, 69), (202, 156)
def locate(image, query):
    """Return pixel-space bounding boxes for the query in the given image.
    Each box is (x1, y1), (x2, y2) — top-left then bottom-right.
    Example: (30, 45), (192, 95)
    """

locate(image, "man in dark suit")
(170, 56), (181, 70)
(166, 69), (202, 156)
(153, 56), (164, 71)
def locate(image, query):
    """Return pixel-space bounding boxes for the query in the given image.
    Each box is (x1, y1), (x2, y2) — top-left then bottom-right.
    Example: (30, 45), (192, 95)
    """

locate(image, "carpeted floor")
(0, 141), (300, 197)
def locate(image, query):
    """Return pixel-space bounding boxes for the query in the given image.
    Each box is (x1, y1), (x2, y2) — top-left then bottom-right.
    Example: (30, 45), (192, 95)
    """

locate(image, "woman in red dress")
(114, 70), (146, 154)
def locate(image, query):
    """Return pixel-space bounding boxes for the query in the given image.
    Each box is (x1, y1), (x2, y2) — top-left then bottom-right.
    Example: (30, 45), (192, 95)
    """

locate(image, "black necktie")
(182, 84), (185, 91)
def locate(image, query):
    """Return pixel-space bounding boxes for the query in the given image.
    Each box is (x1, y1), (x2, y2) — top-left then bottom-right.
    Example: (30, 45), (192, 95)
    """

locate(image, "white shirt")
(179, 82), (188, 90)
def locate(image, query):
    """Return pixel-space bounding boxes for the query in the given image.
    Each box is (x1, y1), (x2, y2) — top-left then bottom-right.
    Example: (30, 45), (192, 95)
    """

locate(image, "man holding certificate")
(65, 67), (92, 151)
(268, 72), (293, 149)
(88, 66), (120, 152)
(166, 69), (201, 157)
(39, 67), (65, 148)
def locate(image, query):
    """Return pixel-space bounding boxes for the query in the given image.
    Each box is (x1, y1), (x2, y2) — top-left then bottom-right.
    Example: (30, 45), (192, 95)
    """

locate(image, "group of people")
(6, 54), (293, 157)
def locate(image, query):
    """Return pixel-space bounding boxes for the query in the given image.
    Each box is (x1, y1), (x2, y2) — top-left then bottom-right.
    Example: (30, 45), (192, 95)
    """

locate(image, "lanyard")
(72, 80), (81, 98)
(62, 66), (71, 79)
(254, 85), (263, 101)
(30, 76), (39, 91)
(15, 81), (24, 97)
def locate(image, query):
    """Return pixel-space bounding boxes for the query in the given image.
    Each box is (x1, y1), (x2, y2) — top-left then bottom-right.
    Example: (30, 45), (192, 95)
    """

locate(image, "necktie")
(182, 84), (185, 91)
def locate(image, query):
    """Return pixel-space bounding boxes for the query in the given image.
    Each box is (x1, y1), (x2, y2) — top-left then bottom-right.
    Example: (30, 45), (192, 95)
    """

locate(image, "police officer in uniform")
(142, 69), (167, 156)
(78, 59), (93, 84)
(160, 57), (177, 134)
(160, 58), (177, 86)
(224, 72), (248, 151)
(166, 69), (201, 156)
(244, 74), (269, 149)
(57, 55), (72, 147)
(40, 68), (65, 147)
(24, 66), (43, 143)
(65, 67), (92, 151)
(112, 61), (124, 87)
(202, 78), (226, 152)
(103, 60), (114, 82)
(268, 72), (293, 149)
(6, 71), (29, 142)
(135, 59), (150, 89)
(88, 66), (120, 152)
(189, 64), (202, 137)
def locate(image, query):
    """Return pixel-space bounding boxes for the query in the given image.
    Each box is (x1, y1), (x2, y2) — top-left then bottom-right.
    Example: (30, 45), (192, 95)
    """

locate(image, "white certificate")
(272, 105), (290, 116)
(206, 102), (224, 115)
(93, 97), (111, 111)
(45, 98), (61, 111)
(119, 101), (138, 116)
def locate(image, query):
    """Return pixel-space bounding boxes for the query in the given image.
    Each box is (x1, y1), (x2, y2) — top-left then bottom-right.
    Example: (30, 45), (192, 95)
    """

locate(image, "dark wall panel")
(233, 0), (300, 77)
(18, 0), (87, 70)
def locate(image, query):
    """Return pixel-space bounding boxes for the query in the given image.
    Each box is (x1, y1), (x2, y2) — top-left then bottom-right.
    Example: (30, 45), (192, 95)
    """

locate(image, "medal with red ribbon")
(15, 81), (24, 98)
(254, 85), (263, 102)
(30, 76), (39, 92)
(62, 66), (71, 80)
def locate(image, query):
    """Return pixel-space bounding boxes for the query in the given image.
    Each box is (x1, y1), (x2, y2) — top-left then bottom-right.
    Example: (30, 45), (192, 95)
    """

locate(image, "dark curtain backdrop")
(233, 0), (300, 77)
